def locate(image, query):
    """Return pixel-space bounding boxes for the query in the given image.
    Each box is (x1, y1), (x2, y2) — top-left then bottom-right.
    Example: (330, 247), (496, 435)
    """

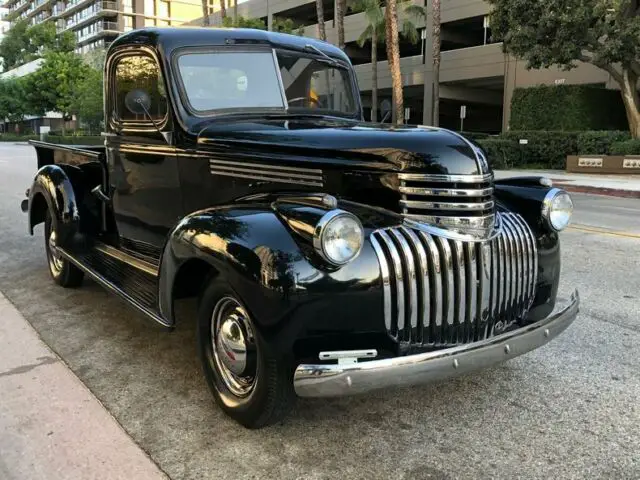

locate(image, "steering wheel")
(288, 96), (323, 108)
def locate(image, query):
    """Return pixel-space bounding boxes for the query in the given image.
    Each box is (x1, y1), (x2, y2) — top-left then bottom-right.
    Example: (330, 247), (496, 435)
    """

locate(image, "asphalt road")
(1, 143), (639, 479)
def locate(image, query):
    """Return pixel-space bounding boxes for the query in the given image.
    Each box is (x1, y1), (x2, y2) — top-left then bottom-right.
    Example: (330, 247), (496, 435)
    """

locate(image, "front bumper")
(294, 290), (579, 398)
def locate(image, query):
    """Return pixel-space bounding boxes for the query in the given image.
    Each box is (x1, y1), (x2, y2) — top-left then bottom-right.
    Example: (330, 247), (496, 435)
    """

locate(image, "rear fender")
(28, 164), (83, 244)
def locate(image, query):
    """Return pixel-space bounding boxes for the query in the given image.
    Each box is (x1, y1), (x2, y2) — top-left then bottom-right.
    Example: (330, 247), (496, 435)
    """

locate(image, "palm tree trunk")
(316, 0), (326, 40)
(432, 0), (441, 126)
(336, 0), (346, 49)
(385, 0), (403, 124)
(371, 28), (377, 122)
(201, 0), (210, 26)
(620, 67), (640, 139)
(233, 0), (237, 21)
(219, 0), (226, 22)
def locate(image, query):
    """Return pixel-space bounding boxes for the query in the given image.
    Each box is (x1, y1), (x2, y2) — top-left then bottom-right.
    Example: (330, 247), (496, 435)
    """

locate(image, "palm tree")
(351, 0), (384, 121)
(316, 0), (326, 40)
(431, 0), (440, 126)
(385, 0), (403, 123)
(233, 0), (238, 22)
(336, 0), (346, 49)
(201, 0), (210, 26)
(219, 0), (227, 23)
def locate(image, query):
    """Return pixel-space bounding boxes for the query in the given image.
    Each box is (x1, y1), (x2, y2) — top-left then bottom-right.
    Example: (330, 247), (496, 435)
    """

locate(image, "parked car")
(22, 28), (579, 428)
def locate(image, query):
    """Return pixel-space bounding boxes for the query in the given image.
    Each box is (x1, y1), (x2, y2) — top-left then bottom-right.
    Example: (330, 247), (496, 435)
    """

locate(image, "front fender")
(158, 205), (385, 351)
(28, 164), (82, 244)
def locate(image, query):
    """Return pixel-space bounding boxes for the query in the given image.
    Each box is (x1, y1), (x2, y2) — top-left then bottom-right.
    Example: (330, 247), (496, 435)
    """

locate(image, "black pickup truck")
(23, 27), (579, 428)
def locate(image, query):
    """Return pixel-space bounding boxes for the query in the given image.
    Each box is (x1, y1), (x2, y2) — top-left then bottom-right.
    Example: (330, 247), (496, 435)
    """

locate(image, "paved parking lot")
(1, 143), (639, 479)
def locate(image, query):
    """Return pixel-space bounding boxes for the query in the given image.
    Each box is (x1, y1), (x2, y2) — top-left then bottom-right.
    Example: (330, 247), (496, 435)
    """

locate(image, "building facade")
(1, 0), (211, 54)
(192, 0), (615, 133)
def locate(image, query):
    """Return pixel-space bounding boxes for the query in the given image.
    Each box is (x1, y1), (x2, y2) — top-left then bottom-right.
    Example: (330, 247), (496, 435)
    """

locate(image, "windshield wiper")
(304, 44), (342, 68)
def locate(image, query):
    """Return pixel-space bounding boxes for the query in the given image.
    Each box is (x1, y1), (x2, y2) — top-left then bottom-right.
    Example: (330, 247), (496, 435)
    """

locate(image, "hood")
(195, 117), (490, 176)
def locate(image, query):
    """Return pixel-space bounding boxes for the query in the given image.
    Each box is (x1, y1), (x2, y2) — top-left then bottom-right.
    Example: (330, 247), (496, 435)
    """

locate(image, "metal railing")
(76, 20), (119, 42)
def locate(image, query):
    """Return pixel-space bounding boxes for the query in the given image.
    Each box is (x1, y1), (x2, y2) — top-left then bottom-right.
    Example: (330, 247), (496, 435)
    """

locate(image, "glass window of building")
(157, 19), (169, 26)
(157, 0), (168, 17)
(144, 0), (154, 15)
(144, 17), (155, 26)
(122, 0), (133, 13)
(123, 14), (133, 31)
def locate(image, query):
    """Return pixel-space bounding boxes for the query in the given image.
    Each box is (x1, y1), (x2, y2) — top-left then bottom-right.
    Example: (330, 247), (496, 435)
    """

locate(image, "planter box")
(566, 155), (640, 174)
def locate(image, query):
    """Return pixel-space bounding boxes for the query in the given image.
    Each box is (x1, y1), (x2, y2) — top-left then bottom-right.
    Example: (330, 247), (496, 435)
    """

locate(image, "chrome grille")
(398, 173), (495, 238)
(370, 212), (538, 346)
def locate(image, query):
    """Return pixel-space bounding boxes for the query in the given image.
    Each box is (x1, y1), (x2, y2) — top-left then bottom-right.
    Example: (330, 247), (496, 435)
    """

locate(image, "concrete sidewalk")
(0, 293), (168, 480)
(494, 169), (640, 198)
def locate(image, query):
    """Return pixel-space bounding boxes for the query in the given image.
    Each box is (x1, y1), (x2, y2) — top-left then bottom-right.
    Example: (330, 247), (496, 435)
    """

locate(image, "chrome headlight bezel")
(312, 210), (364, 266)
(541, 188), (573, 231)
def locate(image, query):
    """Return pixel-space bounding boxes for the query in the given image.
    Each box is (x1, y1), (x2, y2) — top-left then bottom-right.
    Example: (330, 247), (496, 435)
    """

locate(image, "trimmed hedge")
(610, 139), (640, 155)
(501, 131), (579, 169)
(0, 134), (103, 145)
(510, 85), (628, 131)
(476, 139), (521, 169)
(576, 131), (631, 154)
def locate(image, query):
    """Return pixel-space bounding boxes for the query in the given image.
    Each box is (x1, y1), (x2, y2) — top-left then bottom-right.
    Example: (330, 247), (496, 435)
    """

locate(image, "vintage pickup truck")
(23, 27), (579, 428)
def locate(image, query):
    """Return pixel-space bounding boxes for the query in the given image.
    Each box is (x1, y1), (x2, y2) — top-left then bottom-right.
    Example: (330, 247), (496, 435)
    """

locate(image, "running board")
(57, 246), (170, 328)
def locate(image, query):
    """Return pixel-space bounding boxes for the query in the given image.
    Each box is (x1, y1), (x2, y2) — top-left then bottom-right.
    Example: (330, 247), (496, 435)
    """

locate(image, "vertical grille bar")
(401, 227), (430, 344)
(419, 231), (442, 344)
(453, 241), (466, 344)
(370, 212), (538, 348)
(377, 230), (405, 334)
(390, 229), (417, 339)
(370, 236), (392, 334)
(464, 243), (477, 343)
(436, 237), (455, 344)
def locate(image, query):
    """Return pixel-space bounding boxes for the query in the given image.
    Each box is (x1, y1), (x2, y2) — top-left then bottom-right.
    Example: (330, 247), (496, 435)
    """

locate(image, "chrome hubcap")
(48, 230), (64, 274)
(211, 297), (257, 397)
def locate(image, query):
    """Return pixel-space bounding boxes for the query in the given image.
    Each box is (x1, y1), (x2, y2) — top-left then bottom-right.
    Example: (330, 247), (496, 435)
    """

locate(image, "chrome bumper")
(293, 290), (579, 398)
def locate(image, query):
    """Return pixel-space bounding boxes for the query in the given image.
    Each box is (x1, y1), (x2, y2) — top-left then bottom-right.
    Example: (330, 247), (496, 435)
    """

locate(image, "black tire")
(44, 210), (84, 288)
(197, 278), (295, 428)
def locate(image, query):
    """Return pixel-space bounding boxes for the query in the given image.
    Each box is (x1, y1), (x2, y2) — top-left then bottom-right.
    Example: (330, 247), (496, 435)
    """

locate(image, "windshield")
(176, 48), (357, 117)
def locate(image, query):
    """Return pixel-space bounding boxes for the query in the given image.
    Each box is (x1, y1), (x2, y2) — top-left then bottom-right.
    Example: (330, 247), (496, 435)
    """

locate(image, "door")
(106, 50), (184, 253)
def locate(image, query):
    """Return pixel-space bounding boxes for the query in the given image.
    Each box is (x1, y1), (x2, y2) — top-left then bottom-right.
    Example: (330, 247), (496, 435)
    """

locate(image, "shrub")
(0, 134), (39, 142)
(0, 133), (103, 144)
(502, 131), (579, 169)
(577, 130), (631, 154)
(510, 85), (628, 131)
(610, 139), (640, 155)
(476, 138), (521, 169)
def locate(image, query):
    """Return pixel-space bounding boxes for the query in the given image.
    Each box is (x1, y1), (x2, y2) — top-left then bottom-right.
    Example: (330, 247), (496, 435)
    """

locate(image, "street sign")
(404, 107), (410, 123)
(460, 105), (467, 119)
(519, 139), (528, 145)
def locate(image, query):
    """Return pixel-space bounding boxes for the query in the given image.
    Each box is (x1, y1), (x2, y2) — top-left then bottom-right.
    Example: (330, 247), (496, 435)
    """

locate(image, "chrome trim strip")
(501, 221), (514, 311)
(378, 230), (405, 334)
(401, 227), (429, 343)
(420, 231), (442, 340)
(403, 214), (501, 243)
(436, 236), (455, 341)
(209, 170), (323, 187)
(391, 229), (417, 334)
(398, 186), (494, 197)
(504, 215), (523, 310)
(515, 214), (538, 301)
(496, 233), (505, 316)
(509, 214), (528, 312)
(294, 291), (580, 397)
(209, 164), (323, 181)
(370, 236), (392, 333)
(209, 159), (323, 174)
(399, 199), (494, 211)
(94, 243), (158, 276)
(490, 238), (499, 333)
(319, 349), (378, 360)
(397, 173), (493, 183)
(465, 242), (477, 342)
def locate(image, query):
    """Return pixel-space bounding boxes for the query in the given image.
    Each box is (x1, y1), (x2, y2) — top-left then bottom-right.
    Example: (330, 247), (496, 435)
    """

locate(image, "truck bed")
(29, 140), (105, 169)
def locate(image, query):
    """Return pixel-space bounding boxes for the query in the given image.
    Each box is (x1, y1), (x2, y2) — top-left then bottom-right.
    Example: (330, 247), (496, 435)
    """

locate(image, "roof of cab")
(108, 27), (350, 63)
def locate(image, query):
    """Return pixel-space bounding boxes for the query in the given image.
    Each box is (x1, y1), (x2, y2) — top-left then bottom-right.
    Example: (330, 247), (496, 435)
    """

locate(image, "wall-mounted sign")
(622, 158), (640, 169)
(578, 157), (603, 167)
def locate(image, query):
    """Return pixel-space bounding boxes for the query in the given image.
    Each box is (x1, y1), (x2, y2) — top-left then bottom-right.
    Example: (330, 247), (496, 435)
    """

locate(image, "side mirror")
(124, 89), (152, 115)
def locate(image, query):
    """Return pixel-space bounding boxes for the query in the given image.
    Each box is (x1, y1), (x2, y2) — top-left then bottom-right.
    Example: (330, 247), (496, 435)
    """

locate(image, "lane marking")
(568, 224), (640, 239)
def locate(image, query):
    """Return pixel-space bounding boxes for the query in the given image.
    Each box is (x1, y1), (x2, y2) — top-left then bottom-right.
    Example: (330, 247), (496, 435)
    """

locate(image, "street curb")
(553, 182), (640, 199)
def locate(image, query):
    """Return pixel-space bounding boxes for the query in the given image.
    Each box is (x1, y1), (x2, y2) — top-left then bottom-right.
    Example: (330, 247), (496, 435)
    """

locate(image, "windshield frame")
(171, 44), (361, 120)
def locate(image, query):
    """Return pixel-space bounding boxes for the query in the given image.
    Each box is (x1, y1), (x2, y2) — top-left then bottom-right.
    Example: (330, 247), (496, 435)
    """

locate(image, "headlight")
(542, 188), (573, 231)
(313, 210), (364, 266)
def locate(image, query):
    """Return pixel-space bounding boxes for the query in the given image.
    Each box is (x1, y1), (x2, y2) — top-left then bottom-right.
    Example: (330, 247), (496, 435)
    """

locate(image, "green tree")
(488, 0), (640, 138)
(0, 78), (28, 122)
(70, 67), (103, 133)
(222, 16), (266, 29)
(26, 51), (89, 134)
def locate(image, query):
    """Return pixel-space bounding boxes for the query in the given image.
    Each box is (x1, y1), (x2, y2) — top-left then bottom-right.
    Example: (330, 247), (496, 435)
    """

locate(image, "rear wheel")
(197, 279), (295, 428)
(44, 210), (84, 288)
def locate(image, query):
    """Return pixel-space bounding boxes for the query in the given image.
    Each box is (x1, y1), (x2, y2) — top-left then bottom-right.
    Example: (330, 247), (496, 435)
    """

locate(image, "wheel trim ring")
(47, 229), (64, 274)
(210, 297), (257, 398)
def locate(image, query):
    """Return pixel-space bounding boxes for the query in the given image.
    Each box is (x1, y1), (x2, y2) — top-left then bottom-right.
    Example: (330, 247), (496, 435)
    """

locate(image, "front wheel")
(197, 279), (295, 428)
(44, 210), (84, 288)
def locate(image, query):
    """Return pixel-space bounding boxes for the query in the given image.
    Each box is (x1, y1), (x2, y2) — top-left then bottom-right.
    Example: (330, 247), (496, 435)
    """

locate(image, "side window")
(114, 54), (168, 123)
